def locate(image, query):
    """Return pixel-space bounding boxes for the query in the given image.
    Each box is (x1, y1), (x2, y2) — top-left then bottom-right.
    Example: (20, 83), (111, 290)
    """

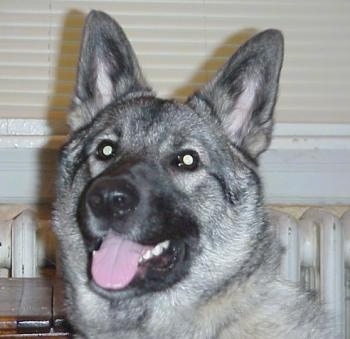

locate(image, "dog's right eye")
(171, 150), (200, 171)
(95, 140), (117, 161)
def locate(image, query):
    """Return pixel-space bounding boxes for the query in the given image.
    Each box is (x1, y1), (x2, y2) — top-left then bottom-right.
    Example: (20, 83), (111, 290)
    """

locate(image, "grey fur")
(53, 10), (337, 338)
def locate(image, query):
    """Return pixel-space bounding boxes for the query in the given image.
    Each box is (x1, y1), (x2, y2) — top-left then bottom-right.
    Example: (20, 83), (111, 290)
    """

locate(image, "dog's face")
(54, 10), (283, 334)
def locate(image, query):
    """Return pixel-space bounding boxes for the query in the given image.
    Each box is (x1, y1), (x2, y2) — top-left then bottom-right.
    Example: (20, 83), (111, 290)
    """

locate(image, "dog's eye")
(173, 150), (200, 171)
(96, 140), (117, 161)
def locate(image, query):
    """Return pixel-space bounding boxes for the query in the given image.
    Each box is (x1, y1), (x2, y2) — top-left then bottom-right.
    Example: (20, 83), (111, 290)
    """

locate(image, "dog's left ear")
(69, 11), (151, 130)
(187, 30), (284, 160)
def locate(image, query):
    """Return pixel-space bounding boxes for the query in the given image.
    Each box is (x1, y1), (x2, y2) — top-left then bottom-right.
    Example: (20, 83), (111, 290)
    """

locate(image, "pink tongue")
(91, 232), (148, 290)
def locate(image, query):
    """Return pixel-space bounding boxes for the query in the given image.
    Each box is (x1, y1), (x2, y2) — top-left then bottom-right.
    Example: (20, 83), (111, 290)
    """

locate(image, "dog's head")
(54, 10), (283, 333)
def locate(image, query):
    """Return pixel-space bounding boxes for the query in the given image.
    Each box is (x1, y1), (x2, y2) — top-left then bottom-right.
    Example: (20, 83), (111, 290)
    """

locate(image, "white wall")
(1, 119), (349, 205)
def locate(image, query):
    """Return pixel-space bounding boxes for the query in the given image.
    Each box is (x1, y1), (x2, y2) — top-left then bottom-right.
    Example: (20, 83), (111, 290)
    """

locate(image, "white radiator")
(0, 208), (55, 278)
(0, 207), (349, 337)
(269, 208), (350, 338)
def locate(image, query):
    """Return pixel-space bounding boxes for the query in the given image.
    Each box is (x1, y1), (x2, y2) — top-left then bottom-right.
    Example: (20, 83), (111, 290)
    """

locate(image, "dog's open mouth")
(90, 232), (185, 291)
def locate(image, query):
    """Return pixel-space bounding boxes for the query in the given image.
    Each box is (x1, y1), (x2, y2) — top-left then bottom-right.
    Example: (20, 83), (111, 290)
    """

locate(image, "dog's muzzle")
(79, 161), (197, 294)
(86, 177), (139, 221)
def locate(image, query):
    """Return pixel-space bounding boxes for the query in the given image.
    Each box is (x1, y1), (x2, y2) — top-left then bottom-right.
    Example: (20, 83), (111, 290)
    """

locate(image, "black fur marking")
(58, 108), (125, 187)
(209, 172), (238, 205)
(58, 141), (89, 187)
(228, 140), (259, 168)
(129, 194), (201, 293)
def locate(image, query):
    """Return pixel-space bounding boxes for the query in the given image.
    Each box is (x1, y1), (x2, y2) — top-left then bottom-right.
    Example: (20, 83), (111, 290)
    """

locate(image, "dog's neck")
(144, 228), (283, 338)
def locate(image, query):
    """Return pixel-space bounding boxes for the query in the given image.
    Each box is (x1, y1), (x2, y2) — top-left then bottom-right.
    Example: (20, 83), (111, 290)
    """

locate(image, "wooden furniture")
(0, 278), (71, 337)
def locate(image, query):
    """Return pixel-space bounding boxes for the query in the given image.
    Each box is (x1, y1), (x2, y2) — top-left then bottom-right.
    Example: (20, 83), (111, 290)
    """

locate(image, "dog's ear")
(187, 30), (284, 160)
(69, 10), (151, 130)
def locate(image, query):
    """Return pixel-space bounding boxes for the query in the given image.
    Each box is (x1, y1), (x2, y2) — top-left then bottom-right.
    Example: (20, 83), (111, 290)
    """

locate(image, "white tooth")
(160, 240), (170, 250)
(151, 244), (164, 256)
(139, 256), (146, 264)
(142, 249), (152, 261)
(139, 240), (171, 263)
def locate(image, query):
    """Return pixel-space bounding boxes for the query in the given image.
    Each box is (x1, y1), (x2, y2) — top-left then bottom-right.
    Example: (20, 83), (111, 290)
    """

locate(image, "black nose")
(86, 178), (139, 220)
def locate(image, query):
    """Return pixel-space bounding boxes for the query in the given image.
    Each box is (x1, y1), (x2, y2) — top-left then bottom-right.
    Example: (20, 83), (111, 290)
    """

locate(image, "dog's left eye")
(172, 150), (200, 171)
(96, 140), (117, 161)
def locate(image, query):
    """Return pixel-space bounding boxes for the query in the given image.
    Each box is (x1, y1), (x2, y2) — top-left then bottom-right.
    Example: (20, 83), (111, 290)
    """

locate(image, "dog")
(53, 10), (336, 338)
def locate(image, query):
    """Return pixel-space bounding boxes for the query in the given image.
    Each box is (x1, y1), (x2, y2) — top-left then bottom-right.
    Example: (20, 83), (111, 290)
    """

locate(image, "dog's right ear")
(187, 30), (283, 160)
(69, 11), (151, 131)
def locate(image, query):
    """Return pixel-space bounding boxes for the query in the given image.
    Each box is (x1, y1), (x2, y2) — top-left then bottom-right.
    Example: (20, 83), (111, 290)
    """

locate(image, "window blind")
(0, 0), (349, 125)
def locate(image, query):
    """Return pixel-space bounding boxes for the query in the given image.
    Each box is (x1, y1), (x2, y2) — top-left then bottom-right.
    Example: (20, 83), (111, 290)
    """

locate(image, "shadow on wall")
(172, 28), (257, 100)
(46, 10), (85, 134)
(37, 9), (258, 205)
(36, 10), (85, 206)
